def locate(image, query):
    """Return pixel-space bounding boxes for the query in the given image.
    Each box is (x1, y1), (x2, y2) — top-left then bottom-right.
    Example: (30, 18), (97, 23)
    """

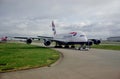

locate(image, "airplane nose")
(79, 34), (87, 41)
(84, 37), (88, 42)
(81, 36), (88, 42)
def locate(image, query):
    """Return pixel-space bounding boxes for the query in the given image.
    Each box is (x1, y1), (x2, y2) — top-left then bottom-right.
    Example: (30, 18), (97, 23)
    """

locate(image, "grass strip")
(92, 44), (120, 50)
(0, 43), (60, 72)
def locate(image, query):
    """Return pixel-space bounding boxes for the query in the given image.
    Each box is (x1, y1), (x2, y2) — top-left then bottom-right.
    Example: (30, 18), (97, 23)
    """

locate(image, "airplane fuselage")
(53, 32), (88, 43)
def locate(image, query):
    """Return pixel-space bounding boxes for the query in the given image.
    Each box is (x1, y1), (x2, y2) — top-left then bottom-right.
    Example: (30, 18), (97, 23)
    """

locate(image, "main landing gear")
(54, 42), (75, 49)
(78, 43), (90, 51)
(54, 45), (75, 48)
(54, 42), (90, 51)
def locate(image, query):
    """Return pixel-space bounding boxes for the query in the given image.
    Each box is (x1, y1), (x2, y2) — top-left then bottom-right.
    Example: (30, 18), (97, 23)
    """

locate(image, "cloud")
(0, 0), (120, 39)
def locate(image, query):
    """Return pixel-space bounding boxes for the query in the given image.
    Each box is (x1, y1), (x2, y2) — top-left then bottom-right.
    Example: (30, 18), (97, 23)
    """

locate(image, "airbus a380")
(0, 36), (7, 42)
(14, 21), (101, 50)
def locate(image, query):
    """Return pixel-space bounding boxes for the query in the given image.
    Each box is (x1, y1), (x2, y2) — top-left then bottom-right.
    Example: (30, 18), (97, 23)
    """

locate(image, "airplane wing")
(13, 36), (40, 44)
(14, 37), (28, 39)
(14, 36), (54, 45)
(37, 36), (53, 39)
(14, 37), (40, 40)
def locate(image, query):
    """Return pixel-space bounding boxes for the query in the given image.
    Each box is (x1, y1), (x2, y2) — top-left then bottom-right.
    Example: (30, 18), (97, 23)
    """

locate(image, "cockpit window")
(80, 35), (85, 37)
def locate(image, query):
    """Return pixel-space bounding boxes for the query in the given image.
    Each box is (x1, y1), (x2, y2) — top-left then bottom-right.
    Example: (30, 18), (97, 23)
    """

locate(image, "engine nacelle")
(91, 39), (101, 45)
(44, 39), (51, 46)
(26, 39), (32, 44)
(86, 41), (93, 46)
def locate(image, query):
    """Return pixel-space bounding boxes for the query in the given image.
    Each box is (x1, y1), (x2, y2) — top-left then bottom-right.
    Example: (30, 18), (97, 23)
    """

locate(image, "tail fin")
(52, 21), (56, 35)
(1, 36), (7, 41)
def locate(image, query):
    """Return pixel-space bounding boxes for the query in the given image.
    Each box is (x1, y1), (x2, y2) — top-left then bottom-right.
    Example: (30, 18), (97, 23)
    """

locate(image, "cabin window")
(80, 35), (84, 37)
(64, 35), (72, 38)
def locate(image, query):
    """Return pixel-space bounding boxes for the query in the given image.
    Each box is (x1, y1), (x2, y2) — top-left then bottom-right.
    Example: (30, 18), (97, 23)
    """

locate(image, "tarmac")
(0, 48), (120, 79)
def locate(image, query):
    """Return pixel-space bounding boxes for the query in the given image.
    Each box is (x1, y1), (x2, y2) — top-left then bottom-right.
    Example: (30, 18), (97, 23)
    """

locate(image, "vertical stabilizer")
(52, 21), (56, 35)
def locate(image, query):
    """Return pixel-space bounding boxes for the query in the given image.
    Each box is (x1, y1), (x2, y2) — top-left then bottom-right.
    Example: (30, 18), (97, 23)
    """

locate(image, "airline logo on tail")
(52, 21), (56, 35)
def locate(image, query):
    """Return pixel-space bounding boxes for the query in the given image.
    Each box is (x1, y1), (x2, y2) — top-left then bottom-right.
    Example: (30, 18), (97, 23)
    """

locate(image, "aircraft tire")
(64, 45), (69, 48)
(54, 46), (62, 48)
(71, 45), (75, 48)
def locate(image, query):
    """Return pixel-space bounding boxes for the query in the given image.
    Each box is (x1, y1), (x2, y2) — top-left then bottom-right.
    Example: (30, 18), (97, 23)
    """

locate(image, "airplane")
(0, 36), (7, 43)
(14, 21), (101, 50)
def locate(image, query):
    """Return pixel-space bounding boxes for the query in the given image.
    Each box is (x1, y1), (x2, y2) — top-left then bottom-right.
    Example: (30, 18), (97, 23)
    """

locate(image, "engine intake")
(86, 41), (93, 46)
(26, 39), (32, 44)
(44, 39), (51, 46)
(91, 39), (101, 45)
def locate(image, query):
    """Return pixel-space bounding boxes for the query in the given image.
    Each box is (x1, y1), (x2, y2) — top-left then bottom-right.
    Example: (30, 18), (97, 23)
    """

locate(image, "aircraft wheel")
(83, 46), (86, 49)
(71, 45), (75, 48)
(64, 45), (69, 48)
(58, 46), (62, 48)
(54, 46), (58, 48)
(54, 46), (62, 48)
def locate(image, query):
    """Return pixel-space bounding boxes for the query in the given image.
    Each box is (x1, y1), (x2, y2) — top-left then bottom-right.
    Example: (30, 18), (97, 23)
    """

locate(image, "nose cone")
(84, 36), (88, 42)
(80, 35), (88, 42)
(79, 32), (88, 42)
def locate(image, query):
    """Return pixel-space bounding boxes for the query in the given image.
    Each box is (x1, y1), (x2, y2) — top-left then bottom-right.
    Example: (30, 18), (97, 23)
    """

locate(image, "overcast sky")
(0, 0), (120, 39)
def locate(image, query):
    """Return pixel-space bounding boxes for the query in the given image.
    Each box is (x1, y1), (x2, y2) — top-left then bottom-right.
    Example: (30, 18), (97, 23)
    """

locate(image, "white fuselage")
(53, 32), (88, 43)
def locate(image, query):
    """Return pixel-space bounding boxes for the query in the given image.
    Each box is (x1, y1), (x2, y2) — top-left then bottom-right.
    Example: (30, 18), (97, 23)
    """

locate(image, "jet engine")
(26, 38), (32, 44)
(86, 41), (93, 46)
(44, 39), (51, 46)
(91, 39), (101, 45)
